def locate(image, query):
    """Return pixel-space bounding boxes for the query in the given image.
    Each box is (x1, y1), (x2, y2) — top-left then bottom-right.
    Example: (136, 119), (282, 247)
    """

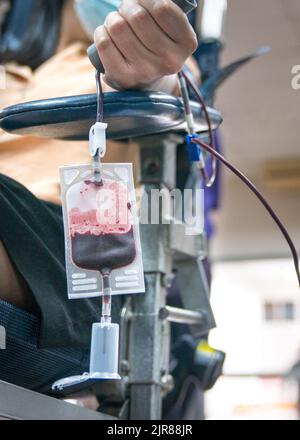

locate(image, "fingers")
(93, 0), (198, 90)
(94, 17), (156, 89)
(138, 0), (197, 47)
(104, 11), (154, 67)
(119, 0), (175, 56)
(94, 25), (130, 88)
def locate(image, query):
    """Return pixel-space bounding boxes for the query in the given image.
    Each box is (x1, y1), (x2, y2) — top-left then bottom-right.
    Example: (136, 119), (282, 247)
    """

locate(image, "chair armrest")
(0, 91), (222, 141)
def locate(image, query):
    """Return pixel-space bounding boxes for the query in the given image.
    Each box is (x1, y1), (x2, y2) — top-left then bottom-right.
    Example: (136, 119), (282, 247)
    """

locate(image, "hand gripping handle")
(87, 0), (197, 72)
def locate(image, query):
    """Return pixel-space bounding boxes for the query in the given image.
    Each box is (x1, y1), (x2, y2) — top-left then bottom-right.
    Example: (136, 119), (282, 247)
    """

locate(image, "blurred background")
(207, 0), (300, 420)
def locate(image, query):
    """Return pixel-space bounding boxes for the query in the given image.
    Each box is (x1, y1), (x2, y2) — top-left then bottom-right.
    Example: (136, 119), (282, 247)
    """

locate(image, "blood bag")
(60, 163), (145, 299)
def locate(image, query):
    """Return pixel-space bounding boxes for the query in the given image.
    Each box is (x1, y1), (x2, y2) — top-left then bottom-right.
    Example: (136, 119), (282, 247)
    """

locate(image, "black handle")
(87, 0), (197, 72)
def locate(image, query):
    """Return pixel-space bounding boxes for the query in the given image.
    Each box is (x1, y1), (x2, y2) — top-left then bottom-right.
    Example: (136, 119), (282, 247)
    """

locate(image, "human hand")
(94, 0), (198, 90)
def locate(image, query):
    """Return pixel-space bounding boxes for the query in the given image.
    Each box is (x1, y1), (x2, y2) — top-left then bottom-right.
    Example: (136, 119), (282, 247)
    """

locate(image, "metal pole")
(128, 135), (176, 420)
(159, 305), (206, 326)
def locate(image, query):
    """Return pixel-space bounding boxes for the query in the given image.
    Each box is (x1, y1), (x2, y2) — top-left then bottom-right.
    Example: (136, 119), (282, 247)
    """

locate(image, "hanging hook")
(89, 70), (106, 184)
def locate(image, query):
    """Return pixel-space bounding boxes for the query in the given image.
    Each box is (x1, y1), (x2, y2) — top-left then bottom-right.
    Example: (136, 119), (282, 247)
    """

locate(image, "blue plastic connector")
(186, 134), (202, 162)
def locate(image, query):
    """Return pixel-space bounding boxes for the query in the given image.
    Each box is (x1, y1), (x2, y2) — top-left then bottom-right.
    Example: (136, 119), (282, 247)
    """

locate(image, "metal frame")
(0, 380), (116, 420)
(125, 134), (215, 419)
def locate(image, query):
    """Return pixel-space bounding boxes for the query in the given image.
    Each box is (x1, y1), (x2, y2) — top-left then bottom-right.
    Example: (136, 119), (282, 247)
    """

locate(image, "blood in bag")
(69, 179), (136, 277)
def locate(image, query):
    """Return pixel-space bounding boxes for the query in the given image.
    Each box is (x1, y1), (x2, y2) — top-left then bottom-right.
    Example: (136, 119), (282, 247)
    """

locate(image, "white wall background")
(209, 0), (300, 261)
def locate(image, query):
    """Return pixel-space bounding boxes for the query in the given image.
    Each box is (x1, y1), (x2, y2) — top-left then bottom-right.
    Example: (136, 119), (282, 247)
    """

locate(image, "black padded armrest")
(0, 91), (222, 141)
